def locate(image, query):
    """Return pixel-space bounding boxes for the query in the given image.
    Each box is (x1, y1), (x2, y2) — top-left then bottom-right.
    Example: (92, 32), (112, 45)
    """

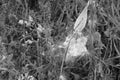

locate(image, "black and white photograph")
(0, 0), (120, 80)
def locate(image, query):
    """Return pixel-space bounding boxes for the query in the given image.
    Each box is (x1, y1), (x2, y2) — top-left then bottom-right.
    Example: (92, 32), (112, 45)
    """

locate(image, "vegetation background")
(0, 0), (120, 80)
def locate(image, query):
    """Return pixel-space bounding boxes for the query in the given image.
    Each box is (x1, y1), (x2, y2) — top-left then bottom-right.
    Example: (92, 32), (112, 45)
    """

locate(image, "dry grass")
(0, 0), (120, 80)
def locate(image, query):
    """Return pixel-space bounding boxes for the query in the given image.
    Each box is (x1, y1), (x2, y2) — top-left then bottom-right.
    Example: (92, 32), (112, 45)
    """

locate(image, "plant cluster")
(0, 0), (120, 80)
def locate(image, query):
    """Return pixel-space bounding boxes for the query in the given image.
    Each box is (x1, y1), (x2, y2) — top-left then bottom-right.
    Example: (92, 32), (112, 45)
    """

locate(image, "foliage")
(0, 0), (120, 80)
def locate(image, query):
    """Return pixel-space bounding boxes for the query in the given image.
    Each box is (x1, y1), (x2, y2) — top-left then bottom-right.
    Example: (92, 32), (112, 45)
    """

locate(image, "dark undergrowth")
(0, 0), (120, 80)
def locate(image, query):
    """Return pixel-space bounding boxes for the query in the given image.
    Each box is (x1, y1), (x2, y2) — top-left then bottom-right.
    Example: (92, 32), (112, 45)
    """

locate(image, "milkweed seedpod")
(64, 1), (90, 62)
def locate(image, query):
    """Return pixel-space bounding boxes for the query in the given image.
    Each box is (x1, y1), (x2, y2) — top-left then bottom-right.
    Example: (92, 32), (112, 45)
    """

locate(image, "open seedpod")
(63, 1), (90, 62)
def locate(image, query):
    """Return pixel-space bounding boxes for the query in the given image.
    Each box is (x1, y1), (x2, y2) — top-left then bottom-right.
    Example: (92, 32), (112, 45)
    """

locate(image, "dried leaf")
(74, 1), (89, 33)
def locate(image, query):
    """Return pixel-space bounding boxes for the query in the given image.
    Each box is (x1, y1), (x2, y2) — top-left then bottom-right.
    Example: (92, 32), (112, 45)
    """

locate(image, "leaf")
(74, 1), (89, 33)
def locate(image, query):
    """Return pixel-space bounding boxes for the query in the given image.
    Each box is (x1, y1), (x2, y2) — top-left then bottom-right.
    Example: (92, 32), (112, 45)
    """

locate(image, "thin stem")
(113, 39), (120, 56)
